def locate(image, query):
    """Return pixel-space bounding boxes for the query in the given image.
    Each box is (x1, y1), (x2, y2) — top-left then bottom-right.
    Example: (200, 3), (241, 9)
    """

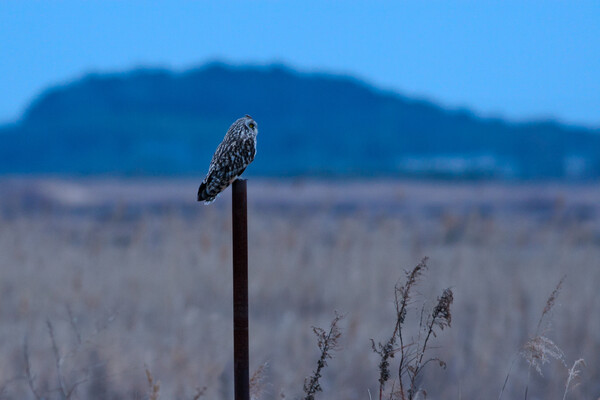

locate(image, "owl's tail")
(197, 181), (217, 204)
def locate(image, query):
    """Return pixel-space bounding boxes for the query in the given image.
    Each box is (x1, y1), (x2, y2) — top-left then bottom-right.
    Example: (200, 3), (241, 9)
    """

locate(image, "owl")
(197, 115), (258, 203)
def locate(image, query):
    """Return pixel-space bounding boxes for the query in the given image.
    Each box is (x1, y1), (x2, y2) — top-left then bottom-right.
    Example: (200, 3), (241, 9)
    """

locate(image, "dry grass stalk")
(0, 374), (26, 400)
(498, 276), (589, 400)
(303, 312), (343, 400)
(371, 258), (453, 400)
(145, 367), (206, 400)
(66, 304), (83, 346)
(521, 278), (567, 400)
(250, 362), (269, 400)
(20, 309), (116, 400)
(521, 335), (565, 377)
(562, 358), (585, 400)
(536, 275), (565, 334)
(192, 385), (207, 400)
(47, 319), (70, 399)
(405, 288), (453, 400)
(371, 258), (428, 400)
(497, 277), (586, 400)
(497, 357), (517, 400)
(46, 319), (91, 399)
(145, 368), (161, 400)
(23, 337), (42, 400)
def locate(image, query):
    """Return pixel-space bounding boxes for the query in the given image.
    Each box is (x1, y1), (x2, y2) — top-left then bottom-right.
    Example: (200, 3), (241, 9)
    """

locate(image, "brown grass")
(0, 179), (598, 399)
(370, 259), (453, 400)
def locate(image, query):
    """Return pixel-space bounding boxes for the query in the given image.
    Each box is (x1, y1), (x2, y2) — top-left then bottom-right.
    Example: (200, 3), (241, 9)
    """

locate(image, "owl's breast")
(243, 136), (257, 161)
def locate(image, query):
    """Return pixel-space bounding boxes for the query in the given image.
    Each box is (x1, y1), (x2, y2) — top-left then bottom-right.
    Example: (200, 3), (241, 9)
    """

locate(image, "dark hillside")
(2, 63), (599, 178)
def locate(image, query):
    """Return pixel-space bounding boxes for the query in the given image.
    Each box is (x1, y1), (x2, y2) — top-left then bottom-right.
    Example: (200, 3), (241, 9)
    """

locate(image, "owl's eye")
(249, 123), (255, 129)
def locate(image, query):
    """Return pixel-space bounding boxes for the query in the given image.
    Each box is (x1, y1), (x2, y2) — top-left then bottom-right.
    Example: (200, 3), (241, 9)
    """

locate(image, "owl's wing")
(236, 166), (247, 177)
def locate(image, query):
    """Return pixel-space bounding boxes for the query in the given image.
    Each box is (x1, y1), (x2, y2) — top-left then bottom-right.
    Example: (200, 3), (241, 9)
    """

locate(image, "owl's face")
(243, 115), (258, 137)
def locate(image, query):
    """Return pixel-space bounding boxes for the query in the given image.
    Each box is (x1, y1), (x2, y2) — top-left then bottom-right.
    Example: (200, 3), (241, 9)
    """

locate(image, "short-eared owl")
(197, 115), (258, 203)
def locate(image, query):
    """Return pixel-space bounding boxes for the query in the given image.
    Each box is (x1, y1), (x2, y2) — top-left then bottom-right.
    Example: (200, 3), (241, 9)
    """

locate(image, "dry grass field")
(0, 178), (599, 399)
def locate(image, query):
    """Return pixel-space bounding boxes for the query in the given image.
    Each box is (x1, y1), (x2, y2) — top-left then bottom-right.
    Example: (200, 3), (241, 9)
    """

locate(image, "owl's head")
(242, 114), (258, 136)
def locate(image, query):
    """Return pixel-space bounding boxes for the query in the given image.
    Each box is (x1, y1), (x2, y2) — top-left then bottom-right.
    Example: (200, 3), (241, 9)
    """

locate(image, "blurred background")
(1, 1), (599, 399)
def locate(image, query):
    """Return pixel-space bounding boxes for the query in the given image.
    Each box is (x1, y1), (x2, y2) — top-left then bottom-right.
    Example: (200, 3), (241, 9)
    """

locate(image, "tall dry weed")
(498, 277), (585, 400)
(303, 313), (343, 400)
(369, 258), (453, 400)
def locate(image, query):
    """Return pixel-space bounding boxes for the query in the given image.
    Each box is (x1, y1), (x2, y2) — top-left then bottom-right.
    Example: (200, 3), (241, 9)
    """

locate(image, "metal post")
(232, 179), (249, 400)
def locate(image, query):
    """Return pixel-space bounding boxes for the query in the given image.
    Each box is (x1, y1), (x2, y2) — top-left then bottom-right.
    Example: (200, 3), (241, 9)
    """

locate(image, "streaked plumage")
(197, 115), (258, 203)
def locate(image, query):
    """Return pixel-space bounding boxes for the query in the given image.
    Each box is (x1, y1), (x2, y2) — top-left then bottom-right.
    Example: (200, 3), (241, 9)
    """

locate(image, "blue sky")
(1, 1), (599, 127)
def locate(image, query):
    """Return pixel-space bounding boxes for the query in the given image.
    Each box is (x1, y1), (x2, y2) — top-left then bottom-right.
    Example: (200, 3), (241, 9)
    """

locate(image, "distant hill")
(1, 62), (599, 179)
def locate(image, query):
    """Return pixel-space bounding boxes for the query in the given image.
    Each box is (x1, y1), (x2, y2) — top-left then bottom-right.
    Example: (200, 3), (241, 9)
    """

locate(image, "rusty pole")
(232, 179), (249, 400)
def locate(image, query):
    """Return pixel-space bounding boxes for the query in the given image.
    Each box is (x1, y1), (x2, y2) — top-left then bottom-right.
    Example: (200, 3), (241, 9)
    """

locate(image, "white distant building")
(564, 154), (591, 178)
(397, 154), (518, 178)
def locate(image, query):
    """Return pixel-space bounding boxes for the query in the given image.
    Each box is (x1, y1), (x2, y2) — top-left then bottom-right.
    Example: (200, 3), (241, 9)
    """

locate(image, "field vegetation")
(0, 179), (598, 399)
